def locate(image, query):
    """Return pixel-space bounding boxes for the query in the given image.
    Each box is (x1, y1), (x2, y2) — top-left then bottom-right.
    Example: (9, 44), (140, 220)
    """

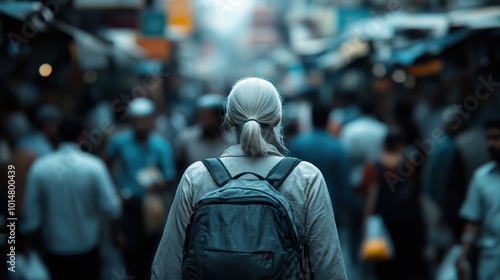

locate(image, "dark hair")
(484, 118), (500, 130)
(59, 117), (84, 142)
(311, 103), (331, 128)
(384, 127), (406, 152)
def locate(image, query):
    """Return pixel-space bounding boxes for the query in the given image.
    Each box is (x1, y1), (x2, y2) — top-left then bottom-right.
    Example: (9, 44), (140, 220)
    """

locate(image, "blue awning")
(389, 29), (470, 66)
(0, 2), (41, 20)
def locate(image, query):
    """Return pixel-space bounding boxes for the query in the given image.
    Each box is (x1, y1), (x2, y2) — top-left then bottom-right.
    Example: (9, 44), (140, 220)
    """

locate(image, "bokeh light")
(39, 63), (52, 77)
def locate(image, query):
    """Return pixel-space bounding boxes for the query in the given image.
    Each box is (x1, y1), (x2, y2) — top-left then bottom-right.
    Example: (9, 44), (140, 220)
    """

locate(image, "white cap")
(197, 94), (225, 110)
(129, 98), (155, 117)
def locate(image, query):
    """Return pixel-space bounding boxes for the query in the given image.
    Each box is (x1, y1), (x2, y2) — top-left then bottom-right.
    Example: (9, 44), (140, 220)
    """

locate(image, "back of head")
(383, 127), (405, 152)
(59, 117), (84, 143)
(5, 112), (31, 147)
(311, 103), (330, 129)
(225, 77), (286, 156)
(36, 104), (62, 127)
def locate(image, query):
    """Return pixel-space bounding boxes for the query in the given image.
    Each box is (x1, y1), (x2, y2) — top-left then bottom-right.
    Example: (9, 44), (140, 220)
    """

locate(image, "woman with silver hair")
(152, 77), (347, 279)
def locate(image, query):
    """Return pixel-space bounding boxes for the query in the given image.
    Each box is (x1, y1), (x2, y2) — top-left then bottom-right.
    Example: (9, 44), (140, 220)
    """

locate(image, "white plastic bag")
(361, 214), (395, 261)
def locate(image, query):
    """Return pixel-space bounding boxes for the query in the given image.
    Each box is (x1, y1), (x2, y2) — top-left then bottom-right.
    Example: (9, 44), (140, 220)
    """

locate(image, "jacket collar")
(220, 144), (283, 157)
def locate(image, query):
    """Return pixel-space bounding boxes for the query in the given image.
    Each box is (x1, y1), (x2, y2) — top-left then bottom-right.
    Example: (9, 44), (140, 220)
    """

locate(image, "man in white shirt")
(457, 118), (500, 280)
(21, 118), (122, 280)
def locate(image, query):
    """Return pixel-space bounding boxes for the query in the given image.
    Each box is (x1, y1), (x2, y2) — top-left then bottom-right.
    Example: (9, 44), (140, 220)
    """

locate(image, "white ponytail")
(225, 77), (287, 156)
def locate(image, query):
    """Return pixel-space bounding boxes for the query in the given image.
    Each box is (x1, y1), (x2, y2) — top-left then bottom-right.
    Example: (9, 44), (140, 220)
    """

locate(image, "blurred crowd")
(1, 0), (500, 280)
(1, 81), (499, 280)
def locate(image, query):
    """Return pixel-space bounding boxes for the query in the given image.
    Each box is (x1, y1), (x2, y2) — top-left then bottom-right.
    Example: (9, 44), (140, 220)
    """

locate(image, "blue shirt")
(460, 161), (500, 253)
(106, 131), (176, 199)
(422, 135), (457, 205)
(22, 143), (121, 255)
(289, 129), (349, 211)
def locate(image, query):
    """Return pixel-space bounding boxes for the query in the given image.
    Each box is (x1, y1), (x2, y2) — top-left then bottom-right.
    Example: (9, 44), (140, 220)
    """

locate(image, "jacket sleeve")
(152, 167), (194, 280)
(304, 168), (348, 280)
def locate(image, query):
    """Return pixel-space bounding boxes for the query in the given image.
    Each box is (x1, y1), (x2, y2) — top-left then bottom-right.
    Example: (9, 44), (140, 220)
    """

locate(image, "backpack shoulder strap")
(201, 158), (232, 187)
(266, 157), (301, 189)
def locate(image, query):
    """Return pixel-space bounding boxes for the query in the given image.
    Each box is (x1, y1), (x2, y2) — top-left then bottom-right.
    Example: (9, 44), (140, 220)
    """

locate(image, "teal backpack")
(181, 157), (307, 280)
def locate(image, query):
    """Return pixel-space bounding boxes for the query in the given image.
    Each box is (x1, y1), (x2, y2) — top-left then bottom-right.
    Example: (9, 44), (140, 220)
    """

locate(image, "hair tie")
(246, 119), (260, 124)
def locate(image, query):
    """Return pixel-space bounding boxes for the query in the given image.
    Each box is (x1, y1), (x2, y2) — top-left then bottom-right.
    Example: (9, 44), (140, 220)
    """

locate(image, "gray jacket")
(152, 144), (347, 279)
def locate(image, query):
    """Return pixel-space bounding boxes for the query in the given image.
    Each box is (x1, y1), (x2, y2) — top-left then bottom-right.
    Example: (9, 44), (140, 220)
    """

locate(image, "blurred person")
(5, 112), (52, 157)
(1, 123), (36, 279)
(35, 104), (62, 146)
(394, 101), (421, 145)
(456, 118), (500, 280)
(361, 128), (428, 280)
(329, 93), (362, 135)
(455, 124), (490, 184)
(176, 93), (234, 173)
(152, 77), (347, 279)
(340, 102), (388, 188)
(3, 113), (38, 215)
(339, 101), (388, 269)
(1, 117), (38, 280)
(149, 84), (188, 147)
(445, 92), (490, 184)
(289, 103), (349, 219)
(85, 100), (116, 157)
(281, 100), (306, 145)
(20, 117), (123, 280)
(289, 103), (354, 278)
(17, 104), (62, 156)
(421, 112), (468, 243)
(85, 98), (127, 280)
(105, 97), (176, 280)
(155, 109), (187, 148)
(412, 82), (448, 141)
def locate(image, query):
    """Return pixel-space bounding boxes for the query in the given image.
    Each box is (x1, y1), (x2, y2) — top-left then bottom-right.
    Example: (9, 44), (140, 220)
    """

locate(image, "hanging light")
(39, 63), (52, 77)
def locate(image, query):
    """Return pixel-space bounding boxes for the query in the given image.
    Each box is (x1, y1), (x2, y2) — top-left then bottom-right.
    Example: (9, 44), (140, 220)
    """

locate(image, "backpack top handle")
(202, 157), (301, 188)
(231, 172), (266, 181)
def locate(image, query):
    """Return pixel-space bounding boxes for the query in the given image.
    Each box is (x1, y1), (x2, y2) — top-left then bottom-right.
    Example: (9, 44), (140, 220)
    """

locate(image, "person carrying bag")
(151, 77), (347, 280)
(360, 129), (428, 280)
